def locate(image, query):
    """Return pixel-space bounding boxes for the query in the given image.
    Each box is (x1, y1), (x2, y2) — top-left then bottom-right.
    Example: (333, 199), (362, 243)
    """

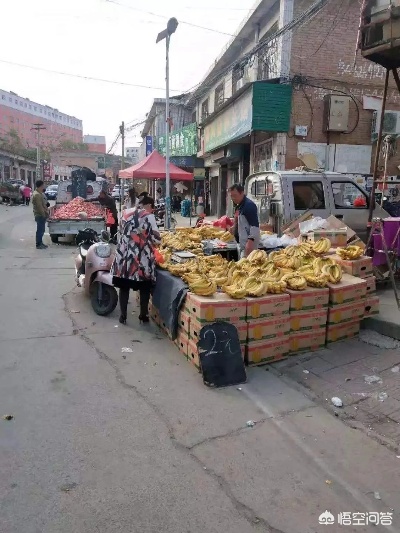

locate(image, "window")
(253, 140), (273, 172)
(232, 64), (245, 94)
(331, 182), (368, 208)
(34, 106), (37, 111)
(292, 181), (326, 210)
(214, 83), (225, 110)
(250, 179), (274, 197)
(201, 99), (209, 121)
(1, 95), (5, 100)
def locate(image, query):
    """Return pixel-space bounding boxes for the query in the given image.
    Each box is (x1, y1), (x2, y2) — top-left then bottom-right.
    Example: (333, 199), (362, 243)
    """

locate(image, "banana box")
(365, 275), (376, 295)
(187, 292), (247, 324)
(327, 300), (365, 325)
(289, 328), (326, 354)
(363, 295), (380, 318)
(177, 309), (191, 335)
(326, 318), (360, 344)
(150, 304), (161, 327)
(190, 319), (248, 345)
(247, 316), (290, 342)
(290, 309), (328, 332)
(307, 229), (347, 247)
(175, 330), (189, 359)
(246, 293), (290, 320)
(286, 287), (329, 311)
(331, 254), (373, 279)
(247, 336), (290, 366)
(187, 339), (245, 370)
(328, 274), (367, 305)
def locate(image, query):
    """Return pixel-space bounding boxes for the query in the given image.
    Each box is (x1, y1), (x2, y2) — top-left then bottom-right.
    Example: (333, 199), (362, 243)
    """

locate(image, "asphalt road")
(0, 203), (399, 533)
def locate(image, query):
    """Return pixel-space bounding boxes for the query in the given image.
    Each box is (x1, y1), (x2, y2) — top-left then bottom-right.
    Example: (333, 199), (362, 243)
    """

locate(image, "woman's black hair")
(138, 190), (148, 198)
(128, 187), (136, 202)
(140, 195), (155, 209)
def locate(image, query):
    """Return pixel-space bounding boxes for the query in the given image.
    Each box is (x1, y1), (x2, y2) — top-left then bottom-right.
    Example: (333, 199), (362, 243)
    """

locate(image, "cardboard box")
(327, 300), (365, 325)
(175, 330), (189, 358)
(150, 305), (160, 326)
(246, 293), (290, 320)
(363, 295), (380, 318)
(306, 229), (347, 247)
(326, 319), (360, 343)
(290, 309), (328, 332)
(289, 328), (326, 354)
(365, 276), (376, 294)
(177, 309), (190, 334)
(328, 274), (367, 305)
(286, 287), (329, 311)
(187, 339), (245, 370)
(190, 319), (248, 345)
(325, 215), (356, 241)
(332, 255), (373, 279)
(283, 211), (313, 238)
(186, 292), (247, 324)
(247, 336), (290, 366)
(247, 316), (290, 342)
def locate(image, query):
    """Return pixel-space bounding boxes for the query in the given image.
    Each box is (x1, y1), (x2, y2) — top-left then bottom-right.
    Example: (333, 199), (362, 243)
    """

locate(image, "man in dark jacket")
(229, 184), (260, 258)
(98, 190), (118, 237)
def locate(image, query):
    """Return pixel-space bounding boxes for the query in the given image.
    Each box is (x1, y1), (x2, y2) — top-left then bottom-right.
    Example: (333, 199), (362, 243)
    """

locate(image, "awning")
(119, 150), (194, 181)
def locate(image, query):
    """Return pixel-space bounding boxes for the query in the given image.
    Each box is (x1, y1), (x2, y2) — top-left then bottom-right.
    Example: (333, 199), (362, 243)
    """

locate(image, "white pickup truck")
(48, 180), (106, 243)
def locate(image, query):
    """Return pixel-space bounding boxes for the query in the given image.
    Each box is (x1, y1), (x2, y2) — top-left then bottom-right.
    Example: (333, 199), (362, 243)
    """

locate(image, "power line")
(105, 0), (236, 37)
(0, 58), (182, 91)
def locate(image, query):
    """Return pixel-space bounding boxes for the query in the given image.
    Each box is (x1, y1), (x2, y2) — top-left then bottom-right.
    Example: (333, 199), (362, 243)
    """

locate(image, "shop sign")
(158, 123), (197, 157)
(204, 89), (252, 153)
(145, 136), (153, 156)
(194, 168), (206, 180)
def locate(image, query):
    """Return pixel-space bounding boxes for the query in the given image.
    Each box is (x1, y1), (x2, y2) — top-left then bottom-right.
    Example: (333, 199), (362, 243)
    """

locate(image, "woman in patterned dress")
(111, 196), (161, 325)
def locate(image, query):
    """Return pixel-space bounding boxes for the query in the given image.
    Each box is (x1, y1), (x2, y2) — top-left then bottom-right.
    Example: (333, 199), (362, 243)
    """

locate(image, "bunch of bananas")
(321, 264), (343, 284)
(284, 242), (314, 257)
(263, 263), (283, 280)
(222, 284), (247, 299)
(219, 231), (235, 242)
(274, 255), (302, 269)
(281, 273), (308, 291)
(247, 249), (268, 264)
(264, 280), (287, 294)
(336, 245), (364, 260)
(313, 256), (336, 274)
(188, 275), (217, 296)
(312, 238), (331, 255)
(244, 277), (267, 297)
(303, 273), (329, 288)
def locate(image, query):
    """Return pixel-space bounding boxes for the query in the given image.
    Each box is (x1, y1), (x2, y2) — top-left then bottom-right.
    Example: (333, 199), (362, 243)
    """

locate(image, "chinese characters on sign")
(145, 136), (153, 156)
(318, 511), (393, 526)
(158, 123), (197, 157)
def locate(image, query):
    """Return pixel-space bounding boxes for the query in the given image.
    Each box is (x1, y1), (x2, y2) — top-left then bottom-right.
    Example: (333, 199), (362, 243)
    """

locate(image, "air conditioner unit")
(371, 110), (400, 140)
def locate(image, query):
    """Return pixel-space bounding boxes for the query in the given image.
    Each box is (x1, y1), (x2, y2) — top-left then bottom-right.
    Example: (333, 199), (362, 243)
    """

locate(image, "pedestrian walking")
(32, 180), (49, 249)
(229, 183), (260, 258)
(23, 184), (32, 206)
(111, 196), (161, 325)
(123, 187), (139, 210)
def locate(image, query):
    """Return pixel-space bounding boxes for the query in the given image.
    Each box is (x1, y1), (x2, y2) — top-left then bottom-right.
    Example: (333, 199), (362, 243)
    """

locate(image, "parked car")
(111, 185), (128, 199)
(45, 184), (58, 200)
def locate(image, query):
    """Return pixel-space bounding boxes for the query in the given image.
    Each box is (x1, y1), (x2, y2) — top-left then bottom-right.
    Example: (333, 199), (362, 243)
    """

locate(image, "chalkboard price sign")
(198, 321), (247, 388)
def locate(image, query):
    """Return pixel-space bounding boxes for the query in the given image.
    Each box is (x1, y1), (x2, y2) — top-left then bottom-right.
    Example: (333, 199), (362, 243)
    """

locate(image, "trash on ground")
(331, 397), (343, 407)
(374, 491), (381, 500)
(70, 310), (80, 314)
(359, 330), (400, 349)
(391, 366), (400, 373)
(345, 378), (351, 382)
(237, 387), (242, 391)
(121, 347), (133, 353)
(114, 325), (119, 328)
(325, 480), (332, 485)
(246, 420), (256, 428)
(3, 415), (14, 420)
(303, 370), (310, 374)
(378, 392), (388, 401)
(364, 375), (382, 385)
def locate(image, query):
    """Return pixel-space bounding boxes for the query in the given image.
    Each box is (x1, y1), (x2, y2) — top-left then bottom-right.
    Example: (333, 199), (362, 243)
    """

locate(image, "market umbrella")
(119, 150), (193, 181)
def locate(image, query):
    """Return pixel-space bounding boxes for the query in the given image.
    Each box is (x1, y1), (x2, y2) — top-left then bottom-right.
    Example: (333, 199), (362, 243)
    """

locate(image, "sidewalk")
(363, 285), (400, 340)
(274, 333), (400, 451)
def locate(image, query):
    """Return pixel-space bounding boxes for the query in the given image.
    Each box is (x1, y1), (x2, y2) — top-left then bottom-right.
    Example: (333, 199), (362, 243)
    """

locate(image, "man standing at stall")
(32, 180), (49, 249)
(97, 190), (119, 238)
(229, 184), (260, 258)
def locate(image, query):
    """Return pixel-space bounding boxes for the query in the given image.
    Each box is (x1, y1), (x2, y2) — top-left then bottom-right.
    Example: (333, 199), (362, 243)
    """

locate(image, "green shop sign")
(158, 122), (197, 157)
(204, 88), (252, 153)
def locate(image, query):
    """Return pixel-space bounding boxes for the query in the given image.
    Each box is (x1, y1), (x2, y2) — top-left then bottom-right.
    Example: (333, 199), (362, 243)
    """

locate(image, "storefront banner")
(158, 123), (197, 157)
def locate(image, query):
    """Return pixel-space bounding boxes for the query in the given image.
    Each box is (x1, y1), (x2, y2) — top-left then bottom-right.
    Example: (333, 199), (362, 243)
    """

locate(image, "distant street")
(0, 202), (399, 533)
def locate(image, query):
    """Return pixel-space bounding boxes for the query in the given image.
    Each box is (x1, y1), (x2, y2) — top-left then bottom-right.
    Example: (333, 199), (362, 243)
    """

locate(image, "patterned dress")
(111, 207), (161, 286)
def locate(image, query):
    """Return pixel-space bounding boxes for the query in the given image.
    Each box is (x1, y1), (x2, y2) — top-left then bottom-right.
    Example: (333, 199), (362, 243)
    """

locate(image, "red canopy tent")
(119, 150), (193, 181)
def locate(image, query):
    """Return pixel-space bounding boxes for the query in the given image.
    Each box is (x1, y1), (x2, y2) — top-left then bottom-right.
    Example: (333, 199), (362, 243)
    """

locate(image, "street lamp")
(156, 17), (178, 230)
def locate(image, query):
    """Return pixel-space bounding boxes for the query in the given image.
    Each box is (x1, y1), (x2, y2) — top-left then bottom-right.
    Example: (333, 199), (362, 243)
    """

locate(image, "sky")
(1, 0), (257, 152)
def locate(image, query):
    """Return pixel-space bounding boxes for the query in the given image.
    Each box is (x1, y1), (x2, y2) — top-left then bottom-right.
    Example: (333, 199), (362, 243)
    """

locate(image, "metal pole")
(119, 121), (125, 215)
(368, 69), (390, 229)
(165, 34), (171, 230)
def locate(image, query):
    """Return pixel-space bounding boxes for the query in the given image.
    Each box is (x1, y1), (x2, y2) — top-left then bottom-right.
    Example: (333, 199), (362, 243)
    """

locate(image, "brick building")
(0, 89), (82, 149)
(83, 135), (106, 154)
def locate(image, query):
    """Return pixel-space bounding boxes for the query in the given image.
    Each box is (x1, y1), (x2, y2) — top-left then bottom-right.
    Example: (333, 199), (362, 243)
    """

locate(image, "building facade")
(126, 146), (140, 164)
(0, 89), (83, 149)
(83, 135), (106, 154)
(0, 148), (37, 185)
(189, 0), (400, 216)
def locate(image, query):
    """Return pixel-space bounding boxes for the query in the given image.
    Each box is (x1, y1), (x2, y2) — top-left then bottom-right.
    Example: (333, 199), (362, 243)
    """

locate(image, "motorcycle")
(75, 228), (118, 316)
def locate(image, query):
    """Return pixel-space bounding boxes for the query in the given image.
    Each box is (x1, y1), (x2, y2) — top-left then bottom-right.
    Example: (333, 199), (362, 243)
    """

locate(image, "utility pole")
(31, 123), (46, 181)
(119, 121), (125, 214)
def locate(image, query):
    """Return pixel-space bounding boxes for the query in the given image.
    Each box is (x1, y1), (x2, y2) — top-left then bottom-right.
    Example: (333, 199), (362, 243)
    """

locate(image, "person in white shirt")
(124, 188), (139, 210)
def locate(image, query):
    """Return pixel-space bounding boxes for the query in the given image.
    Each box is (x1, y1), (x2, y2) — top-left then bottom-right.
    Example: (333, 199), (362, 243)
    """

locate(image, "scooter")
(75, 228), (118, 316)
(154, 202), (177, 229)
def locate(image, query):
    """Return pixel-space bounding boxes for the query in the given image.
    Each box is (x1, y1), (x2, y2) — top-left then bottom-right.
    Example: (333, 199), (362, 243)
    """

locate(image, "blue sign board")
(146, 136), (153, 156)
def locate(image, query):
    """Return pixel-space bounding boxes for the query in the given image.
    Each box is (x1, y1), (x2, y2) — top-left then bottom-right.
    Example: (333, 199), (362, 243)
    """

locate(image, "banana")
(189, 278), (217, 297)
(321, 264), (343, 284)
(281, 273), (307, 291)
(304, 273), (329, 288)
(312, 237), (331, 255)
(222, 284), (247, 299)
(336, 245), (364, 260)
